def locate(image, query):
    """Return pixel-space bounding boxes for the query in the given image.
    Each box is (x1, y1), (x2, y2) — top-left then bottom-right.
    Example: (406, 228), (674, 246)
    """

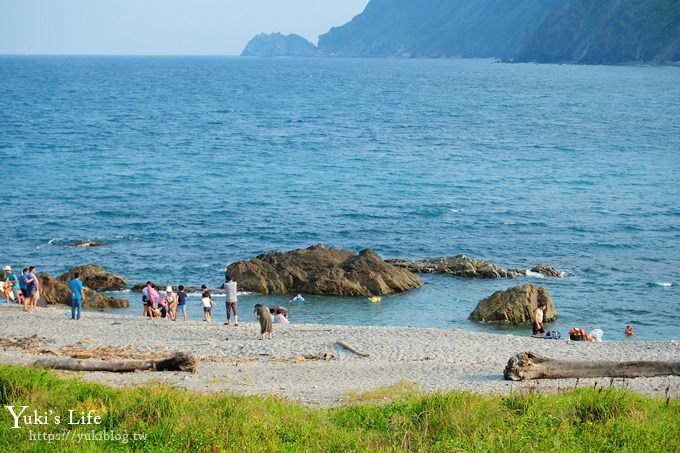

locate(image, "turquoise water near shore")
(1, 56), (678, 339)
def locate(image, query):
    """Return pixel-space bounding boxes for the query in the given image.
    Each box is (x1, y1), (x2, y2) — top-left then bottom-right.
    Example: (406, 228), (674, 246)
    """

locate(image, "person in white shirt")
(223, 278), (239, 326)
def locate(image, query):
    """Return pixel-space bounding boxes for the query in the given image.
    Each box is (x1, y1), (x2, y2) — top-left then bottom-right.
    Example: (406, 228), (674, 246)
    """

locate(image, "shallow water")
(1, 56), (678, 339)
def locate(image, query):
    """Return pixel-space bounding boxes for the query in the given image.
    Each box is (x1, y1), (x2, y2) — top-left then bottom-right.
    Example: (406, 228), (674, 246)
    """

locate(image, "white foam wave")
(655, 282), (673, 288)
(525, 270), (545, 279)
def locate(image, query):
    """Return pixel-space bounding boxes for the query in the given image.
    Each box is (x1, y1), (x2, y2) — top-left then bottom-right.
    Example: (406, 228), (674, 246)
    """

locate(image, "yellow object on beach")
(368, 296), (381, 303)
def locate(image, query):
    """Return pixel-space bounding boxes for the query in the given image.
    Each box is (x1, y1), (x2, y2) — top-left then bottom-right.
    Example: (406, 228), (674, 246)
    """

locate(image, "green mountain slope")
(515, 0), (680, 63)
(317, 0), (564, 58)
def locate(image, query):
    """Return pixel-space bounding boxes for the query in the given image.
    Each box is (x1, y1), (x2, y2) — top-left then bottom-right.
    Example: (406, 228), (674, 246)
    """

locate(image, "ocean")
(1, 56), (678, 339)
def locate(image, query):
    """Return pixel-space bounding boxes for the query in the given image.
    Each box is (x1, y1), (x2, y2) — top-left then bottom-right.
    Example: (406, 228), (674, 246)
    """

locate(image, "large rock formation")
(38, 274), (129, 309)
(59, 264), (127, 291)
(469, 284), (557, 325)
(226, 244), (422, 296)
(241, 33), (319, 57)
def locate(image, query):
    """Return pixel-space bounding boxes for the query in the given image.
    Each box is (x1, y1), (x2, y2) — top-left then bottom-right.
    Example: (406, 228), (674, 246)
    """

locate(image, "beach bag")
(149, 287), (159, 303)
(544, 330), (561, 340)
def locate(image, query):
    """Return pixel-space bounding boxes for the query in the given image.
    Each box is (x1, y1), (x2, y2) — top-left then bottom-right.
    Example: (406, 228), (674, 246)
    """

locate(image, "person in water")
(532, 303), (547, 336)
(625, 325), (634, 336)
(291, 294), (304, 302)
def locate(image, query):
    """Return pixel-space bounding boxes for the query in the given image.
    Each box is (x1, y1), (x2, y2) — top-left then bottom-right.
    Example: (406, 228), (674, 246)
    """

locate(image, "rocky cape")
(245, 0), (679, 64)
(469, 284), (557, 325)
(386, 256), (561, 279)
(226, 244), (422, 296)
(241, 33), (318, 57)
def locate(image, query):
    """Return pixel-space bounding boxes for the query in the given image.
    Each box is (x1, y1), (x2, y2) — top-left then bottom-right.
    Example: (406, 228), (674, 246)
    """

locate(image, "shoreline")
(0, 304), (678, 406)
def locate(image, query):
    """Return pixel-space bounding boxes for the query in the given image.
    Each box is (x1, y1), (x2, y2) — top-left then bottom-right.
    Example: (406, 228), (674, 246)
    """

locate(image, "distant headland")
(242, 0), (680, 65)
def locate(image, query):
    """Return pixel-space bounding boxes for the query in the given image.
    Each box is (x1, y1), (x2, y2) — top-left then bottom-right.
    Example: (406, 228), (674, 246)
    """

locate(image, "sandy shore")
(0, 304), (678, 406)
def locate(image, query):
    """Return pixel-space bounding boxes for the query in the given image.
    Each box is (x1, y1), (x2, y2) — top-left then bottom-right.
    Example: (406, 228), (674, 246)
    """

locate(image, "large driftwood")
(35, 352), (196, 373)
(504, 351), (680, 381)
(336, 341), (370, 357)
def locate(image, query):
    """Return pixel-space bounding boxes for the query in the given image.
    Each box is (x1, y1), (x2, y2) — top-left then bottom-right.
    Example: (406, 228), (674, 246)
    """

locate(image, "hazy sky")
(0, 0), (368, 55)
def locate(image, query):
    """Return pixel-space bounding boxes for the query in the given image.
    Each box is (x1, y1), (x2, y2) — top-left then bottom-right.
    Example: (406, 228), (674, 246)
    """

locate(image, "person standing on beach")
(3, 266), (19, 304)
(201, 285), (215, 322)
(223, 277), (238, 326)
(142, 282), (158, 317)
(18, 268), (29, 309)
(67, 272), (85, 320)
(532, 303), (547, 336)
(164, 286), (178, 320)
(254, 304), (273, 340)
(25, 266), (40, 310)
(176, 285), (188, 321)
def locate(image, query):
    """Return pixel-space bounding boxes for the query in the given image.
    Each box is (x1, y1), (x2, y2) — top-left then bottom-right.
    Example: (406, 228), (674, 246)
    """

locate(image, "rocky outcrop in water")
(59, 264), (127, 291)
(241, 33), (319, 57)
(226, 244), (422, 296)
(468, 284), (556, 325)
(530, 264), (562, 278)
(387, 256), (562, 279)
(387, 256), (520, 278)
(38, 274), (129, 309)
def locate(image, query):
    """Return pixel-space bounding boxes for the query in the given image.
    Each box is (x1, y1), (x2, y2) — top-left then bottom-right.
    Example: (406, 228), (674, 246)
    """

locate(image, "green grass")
(0, 365), (678, 452)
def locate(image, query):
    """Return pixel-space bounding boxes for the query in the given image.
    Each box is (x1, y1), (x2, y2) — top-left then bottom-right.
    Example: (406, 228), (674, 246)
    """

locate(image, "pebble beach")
(0, 304), (678, 406)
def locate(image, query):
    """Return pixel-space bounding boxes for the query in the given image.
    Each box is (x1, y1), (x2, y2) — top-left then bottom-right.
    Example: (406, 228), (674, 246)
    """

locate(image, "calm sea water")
(1, 56), (678, 339)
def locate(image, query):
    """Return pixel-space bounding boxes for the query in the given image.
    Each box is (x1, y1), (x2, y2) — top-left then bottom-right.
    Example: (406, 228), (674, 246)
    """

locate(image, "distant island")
(241, 33), (318, 57)
(242, 0), (680, 65)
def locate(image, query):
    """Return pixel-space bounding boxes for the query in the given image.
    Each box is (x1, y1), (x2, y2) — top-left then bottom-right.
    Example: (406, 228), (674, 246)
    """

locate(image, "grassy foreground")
(0, 365), (678, 452)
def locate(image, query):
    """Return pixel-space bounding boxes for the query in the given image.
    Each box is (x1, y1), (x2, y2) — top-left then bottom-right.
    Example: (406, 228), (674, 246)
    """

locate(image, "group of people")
(532, 302), (634, 340)
(140, 278), (290, 340)
(2, 265), (41, 311)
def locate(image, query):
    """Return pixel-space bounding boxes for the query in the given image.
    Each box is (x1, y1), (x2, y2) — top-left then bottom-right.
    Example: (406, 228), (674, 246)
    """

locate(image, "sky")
(0, 0), (368, 55)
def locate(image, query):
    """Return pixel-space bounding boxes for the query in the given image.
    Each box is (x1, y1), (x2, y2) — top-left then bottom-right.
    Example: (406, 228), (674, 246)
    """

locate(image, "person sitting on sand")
(176, 285), (188, 321)
(269, 305), (289, 323)
(625, 325), (634, 336)
(201, 285), (215, 322)
(3, 266), (19, 304)
(254, 304), (273, 340)
(532, 303), (547, 336)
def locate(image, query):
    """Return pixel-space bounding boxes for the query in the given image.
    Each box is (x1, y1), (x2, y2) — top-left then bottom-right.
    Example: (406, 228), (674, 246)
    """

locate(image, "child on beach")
(532, 303), (547, 336)
(164, 286), (178, 320)
(201, 285), (215, 322)
(177, 285), (188, 321)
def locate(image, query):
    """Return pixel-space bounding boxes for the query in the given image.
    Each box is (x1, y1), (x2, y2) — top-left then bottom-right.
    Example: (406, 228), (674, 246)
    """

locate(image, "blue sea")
(1, 56), (678, 339)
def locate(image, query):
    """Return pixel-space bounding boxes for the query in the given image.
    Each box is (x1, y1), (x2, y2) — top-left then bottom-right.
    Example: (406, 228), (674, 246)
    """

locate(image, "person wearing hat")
(3, 266), (20, 304)
(164, 286), (179, 321)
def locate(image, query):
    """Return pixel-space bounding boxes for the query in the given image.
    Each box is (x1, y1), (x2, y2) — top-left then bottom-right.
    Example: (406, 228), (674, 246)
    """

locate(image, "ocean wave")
(525, 270), (545, 279)
(653, 282), (673, 288)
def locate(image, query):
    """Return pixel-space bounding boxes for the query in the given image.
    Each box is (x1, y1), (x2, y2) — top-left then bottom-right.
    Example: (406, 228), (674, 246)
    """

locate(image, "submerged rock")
(227, 244), (422, 296)
(38, 274), (129, 309)
(59, 264), (127, 291)
(468, 284), (557, 325)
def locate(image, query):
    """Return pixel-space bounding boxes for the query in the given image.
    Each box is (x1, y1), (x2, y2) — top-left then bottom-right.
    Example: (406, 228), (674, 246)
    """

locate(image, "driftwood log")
(35, 352), (197, 373)
(336, 341), (370, 357)
(505, 351), (680, 381)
